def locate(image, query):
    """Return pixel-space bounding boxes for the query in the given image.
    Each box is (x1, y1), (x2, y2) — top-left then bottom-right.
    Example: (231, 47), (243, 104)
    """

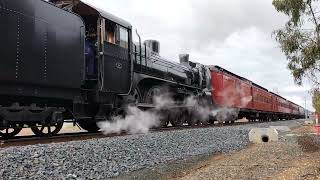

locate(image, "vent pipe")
(179, 54), (190, 66)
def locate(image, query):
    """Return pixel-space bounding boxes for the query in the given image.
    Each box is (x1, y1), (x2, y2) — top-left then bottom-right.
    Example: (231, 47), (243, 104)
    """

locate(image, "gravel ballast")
(0, 120), (305, 179)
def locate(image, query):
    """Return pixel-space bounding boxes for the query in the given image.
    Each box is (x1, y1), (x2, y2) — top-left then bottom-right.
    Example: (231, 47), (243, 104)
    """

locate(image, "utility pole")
(304, 96), (307, 119)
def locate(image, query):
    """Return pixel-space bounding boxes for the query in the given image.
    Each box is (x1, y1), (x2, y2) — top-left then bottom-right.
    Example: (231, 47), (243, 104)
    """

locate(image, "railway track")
(0, 120), (291, 148)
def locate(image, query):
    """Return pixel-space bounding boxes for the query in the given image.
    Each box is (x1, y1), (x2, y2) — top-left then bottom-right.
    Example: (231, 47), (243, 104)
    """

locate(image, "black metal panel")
(0, 6), (18, 81)
(18, 12), (44, 83)
(103, 43), (130, 93)
(0, 0), (84, 100)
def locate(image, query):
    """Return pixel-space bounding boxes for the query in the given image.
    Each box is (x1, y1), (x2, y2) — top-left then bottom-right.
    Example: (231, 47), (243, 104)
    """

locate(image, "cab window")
(104, 20), (129, 49)
(119, 27), (129, 49)
(105, 21), (116, 44)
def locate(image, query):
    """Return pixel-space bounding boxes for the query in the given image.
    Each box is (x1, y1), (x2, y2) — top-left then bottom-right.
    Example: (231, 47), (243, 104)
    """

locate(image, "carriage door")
(101, 19), (132, 94)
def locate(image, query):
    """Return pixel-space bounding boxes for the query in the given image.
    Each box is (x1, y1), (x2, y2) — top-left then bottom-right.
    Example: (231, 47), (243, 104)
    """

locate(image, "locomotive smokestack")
(179, 54), (190, 66)
(144, 40), (160, 54)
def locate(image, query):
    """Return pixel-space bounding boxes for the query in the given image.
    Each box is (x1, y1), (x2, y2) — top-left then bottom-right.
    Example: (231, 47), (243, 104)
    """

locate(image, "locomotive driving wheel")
(144, 85), (165, 104)
(0, 124), (23, 139)
(170, 111), (185, 127)
(77, 120), (100, 133)
(31, 121), (64, 137)
(144, 86), (170, 127)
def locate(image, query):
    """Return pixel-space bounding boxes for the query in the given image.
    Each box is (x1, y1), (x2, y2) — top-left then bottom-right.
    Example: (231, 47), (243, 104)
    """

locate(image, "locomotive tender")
(0, 0), (305, 138)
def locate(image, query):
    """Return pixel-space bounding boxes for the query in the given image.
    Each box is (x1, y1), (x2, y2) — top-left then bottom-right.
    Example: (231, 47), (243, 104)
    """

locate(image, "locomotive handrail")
(134, 50), (188, 73)
(135, 29), (143, 72)
(150, 56), (188, 73)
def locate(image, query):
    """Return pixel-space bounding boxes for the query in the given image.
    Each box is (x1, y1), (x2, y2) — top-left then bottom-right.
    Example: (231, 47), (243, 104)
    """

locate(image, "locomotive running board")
(136, 103), (194, 109)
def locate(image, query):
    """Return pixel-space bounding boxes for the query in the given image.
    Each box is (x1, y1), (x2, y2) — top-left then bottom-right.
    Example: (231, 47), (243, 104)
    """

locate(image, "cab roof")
(80, 1), (132, 29)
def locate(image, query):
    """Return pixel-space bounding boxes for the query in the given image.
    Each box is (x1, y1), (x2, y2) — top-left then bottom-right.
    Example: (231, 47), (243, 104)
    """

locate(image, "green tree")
(312, 89), (320, 112)
(272, 0), (320, 85)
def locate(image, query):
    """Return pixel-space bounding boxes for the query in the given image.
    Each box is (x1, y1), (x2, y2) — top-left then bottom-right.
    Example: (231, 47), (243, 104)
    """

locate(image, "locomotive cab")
(71, 1), (133, 94)
(72, 4), (99, 80)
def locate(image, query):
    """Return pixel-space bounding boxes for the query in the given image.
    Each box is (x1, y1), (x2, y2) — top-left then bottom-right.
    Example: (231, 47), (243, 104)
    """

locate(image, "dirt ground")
(172, 125), (320, 180)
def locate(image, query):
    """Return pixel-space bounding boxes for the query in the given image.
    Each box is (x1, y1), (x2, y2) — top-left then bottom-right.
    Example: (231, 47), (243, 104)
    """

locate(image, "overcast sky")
(82, 0), (314, 110)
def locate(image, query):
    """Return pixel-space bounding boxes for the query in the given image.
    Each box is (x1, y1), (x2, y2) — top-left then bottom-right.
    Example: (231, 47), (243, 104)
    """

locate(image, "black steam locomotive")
(0, 0), (212, 138)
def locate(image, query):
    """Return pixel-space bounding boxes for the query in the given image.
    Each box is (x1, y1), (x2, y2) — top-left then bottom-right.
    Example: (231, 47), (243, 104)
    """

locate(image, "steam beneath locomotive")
(98, 106), (160, 134)
(98, 94), (170, 134)
(98, 90), (252, 135)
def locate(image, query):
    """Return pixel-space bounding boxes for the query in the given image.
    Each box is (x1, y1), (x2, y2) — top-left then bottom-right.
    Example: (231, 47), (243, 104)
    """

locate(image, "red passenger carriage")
(209, 66), (305, 122)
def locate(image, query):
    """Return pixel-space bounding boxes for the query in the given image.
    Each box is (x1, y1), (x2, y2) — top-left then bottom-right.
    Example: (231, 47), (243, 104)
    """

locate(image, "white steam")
(216, 85), (252, 108)
(184, 96), (212, 122)
(98, 94), (174, 135)
(153, 94), (175, 110)
(98, 106), (160, 134)
(98, 86), (253, 135)
(213, 86), (252, 122)
(212, 108), (239, 123)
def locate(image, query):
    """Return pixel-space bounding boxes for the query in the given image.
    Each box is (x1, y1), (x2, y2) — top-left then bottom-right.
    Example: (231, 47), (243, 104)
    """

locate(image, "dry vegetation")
(172, 125), (320, 180)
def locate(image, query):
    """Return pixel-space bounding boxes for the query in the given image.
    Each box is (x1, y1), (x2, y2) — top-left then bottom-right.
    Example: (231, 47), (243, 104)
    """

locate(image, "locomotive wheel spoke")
(31, 121), (63, 137)
(144, 86), (165, 104)
(133, 88), (142, 104)
(170, 113), (184, 127)
(0, 124), (23, 139)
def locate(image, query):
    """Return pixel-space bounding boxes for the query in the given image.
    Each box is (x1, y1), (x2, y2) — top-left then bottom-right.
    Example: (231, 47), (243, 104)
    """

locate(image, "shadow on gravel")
(297, 135), (320, 153)
(114, 154), (219, 180)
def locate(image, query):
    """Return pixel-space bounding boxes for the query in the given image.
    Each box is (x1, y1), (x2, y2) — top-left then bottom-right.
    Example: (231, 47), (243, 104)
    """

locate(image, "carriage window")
(119, 27), (129, 49)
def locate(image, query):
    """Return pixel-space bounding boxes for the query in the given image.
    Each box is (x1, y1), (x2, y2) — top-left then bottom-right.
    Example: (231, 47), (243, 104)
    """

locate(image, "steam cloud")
(98, 88), (252, 135)
(98, 94), (174, 135)
(98, 106), (160, 134)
